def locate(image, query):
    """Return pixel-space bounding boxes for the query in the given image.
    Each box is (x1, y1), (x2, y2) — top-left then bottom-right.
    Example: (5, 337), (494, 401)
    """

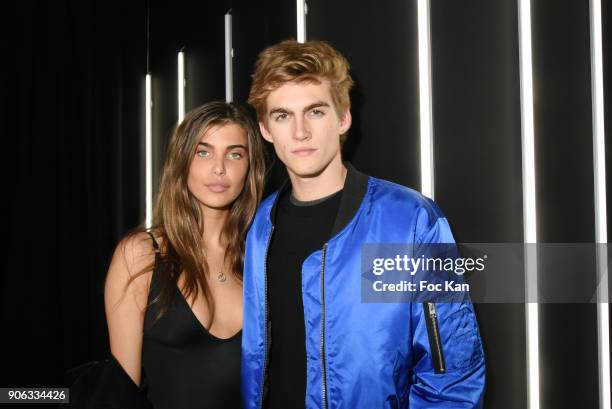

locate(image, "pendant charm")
(217, 271), (227, 283)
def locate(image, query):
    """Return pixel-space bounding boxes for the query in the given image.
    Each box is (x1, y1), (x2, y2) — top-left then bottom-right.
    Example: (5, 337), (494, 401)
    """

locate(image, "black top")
(266, 188), (343, 409)
(141, 233), (242, 409)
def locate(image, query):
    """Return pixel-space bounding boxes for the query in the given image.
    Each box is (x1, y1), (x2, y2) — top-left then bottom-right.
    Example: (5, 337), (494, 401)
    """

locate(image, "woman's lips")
(206, 183), (230, 193)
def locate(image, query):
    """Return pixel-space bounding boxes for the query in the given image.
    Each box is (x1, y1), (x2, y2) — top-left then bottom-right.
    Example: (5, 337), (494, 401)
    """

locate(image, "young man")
(242, 40), (485, 409)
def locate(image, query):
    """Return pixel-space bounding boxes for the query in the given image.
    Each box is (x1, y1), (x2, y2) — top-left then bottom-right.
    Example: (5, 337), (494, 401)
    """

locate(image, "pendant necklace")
(203, 246), (228, 283)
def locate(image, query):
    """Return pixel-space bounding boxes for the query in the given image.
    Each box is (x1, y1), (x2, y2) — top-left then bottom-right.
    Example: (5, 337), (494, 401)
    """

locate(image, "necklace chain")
(203, 247), (228, 283)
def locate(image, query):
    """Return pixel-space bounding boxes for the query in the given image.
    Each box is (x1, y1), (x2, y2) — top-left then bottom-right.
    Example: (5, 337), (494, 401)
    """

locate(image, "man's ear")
(259, 120), (274, 143)
(339, 110), (352, 135)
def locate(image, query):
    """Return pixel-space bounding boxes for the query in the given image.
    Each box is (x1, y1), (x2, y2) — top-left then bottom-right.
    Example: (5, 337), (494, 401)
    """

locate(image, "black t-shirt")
(266, 188), (343, 409)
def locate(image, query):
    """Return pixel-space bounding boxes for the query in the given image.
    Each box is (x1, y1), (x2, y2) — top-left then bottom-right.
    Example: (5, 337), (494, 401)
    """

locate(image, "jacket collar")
(269, 162), (370, 238)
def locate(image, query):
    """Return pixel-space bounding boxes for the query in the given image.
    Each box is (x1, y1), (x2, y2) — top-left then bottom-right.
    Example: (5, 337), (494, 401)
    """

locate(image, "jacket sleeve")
(408, 206), (486, 408)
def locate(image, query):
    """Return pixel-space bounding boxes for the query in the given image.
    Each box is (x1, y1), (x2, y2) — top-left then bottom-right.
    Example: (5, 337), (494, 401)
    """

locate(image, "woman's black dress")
(141, 233), (242, 409)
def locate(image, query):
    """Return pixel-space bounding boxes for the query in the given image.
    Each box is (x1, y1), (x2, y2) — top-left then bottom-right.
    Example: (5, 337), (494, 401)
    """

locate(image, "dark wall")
(429, 1), (527, 408)
(7, 0), (146, 388)
(232, 0), (297, 106)
(532, 1), (599, 408)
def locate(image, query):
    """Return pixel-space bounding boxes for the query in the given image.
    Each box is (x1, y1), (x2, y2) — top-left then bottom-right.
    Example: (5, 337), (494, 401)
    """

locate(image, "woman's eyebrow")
(197, 142), (247, 150)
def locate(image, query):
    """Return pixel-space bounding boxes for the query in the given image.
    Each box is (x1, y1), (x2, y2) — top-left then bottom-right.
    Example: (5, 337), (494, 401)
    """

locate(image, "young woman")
(104, 101), (266, 409)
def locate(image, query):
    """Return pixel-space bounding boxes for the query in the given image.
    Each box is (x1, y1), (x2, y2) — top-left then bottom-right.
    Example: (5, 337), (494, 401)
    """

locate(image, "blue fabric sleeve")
(409, 206), (486, 408)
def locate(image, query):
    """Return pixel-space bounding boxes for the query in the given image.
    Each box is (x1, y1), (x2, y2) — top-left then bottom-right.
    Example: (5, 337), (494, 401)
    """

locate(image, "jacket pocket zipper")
(423, 302), (446, 374)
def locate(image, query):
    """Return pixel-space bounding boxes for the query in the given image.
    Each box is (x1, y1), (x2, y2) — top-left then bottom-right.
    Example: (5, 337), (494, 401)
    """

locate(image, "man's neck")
(289, 156), (347, 202)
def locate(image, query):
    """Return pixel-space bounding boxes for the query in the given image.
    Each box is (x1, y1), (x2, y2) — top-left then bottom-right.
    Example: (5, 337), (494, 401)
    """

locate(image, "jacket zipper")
(320, 243), (329, 409)
(424, 302), (446, 374)
(259, 226), (275, 409)
(258, 231), (329, 407)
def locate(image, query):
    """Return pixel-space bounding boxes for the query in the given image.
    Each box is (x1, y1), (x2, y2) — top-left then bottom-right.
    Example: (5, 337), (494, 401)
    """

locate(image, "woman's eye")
(196, 150), (210, 158)
(227, 152), (243, 159)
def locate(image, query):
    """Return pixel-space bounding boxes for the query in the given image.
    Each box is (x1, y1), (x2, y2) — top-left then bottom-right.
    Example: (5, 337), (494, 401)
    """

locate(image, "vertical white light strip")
(145, 74), (153, 229)
(590, 0), (611, 408)
(296, 0), (306, 43)
(517, 0), (540, 408)
(178, 51), (185, 122)
(417, 0), (434, 199)
(224, 12), (233, 102)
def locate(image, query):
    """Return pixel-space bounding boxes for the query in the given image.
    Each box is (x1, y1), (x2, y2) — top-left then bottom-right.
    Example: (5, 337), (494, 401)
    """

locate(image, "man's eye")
(311, 109), (324, 117)
(274, 113), (288, 121)
(196, 150), (210, 158)
(227, 152), (243, 159)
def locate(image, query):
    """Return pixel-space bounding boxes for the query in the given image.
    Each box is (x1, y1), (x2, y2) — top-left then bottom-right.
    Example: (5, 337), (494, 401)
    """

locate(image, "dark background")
(6, 0), (612, 408)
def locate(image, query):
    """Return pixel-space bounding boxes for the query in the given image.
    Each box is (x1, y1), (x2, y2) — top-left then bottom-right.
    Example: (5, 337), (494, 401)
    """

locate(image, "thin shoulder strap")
(144, 230), (162, 317)
(145, 230), (161, 290)
(145, 230), (160, 254)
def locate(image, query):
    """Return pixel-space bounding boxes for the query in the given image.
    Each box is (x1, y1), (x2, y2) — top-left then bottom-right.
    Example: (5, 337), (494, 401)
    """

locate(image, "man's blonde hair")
(249, 39), (354, 143)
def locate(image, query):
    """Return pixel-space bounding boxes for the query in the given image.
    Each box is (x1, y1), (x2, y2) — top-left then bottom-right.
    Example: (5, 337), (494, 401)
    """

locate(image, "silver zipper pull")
(428, 302), (437, 317)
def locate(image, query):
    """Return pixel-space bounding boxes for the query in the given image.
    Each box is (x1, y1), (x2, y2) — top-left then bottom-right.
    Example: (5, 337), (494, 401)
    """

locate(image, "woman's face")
(187, 122), (249, 211)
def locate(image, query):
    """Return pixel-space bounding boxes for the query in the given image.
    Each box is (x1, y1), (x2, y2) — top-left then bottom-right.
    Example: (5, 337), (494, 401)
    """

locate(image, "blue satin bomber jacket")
(241, 165), (486, 408)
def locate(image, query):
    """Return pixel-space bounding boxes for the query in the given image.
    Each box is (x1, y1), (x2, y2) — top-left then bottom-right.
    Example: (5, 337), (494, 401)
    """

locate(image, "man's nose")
(293, 116), (311, 141)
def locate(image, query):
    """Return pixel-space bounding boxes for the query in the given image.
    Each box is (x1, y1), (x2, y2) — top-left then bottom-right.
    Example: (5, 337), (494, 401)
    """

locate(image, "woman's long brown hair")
(127, 101), (266, 320)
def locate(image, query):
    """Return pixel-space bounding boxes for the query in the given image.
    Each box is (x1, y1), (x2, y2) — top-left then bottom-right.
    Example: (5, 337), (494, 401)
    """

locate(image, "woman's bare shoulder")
(106, 231), (160, 300)
(118, 231), (158, 263)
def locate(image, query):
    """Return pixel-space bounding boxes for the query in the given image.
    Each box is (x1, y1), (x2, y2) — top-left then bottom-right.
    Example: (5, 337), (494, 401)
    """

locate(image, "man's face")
(259, 79), (351, 180)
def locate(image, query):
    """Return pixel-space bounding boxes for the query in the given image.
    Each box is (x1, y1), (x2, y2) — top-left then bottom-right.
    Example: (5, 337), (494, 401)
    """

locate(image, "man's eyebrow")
(268, 102), (330, 117)
(303, 102), (330, 112)
(268, 107), (290, 117)
(197, 142), (248, 150)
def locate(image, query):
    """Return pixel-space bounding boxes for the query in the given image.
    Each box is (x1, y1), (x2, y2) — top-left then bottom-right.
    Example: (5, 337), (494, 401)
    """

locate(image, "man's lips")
(292, 148), (317, 157)
(206, 183), (230, 193)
